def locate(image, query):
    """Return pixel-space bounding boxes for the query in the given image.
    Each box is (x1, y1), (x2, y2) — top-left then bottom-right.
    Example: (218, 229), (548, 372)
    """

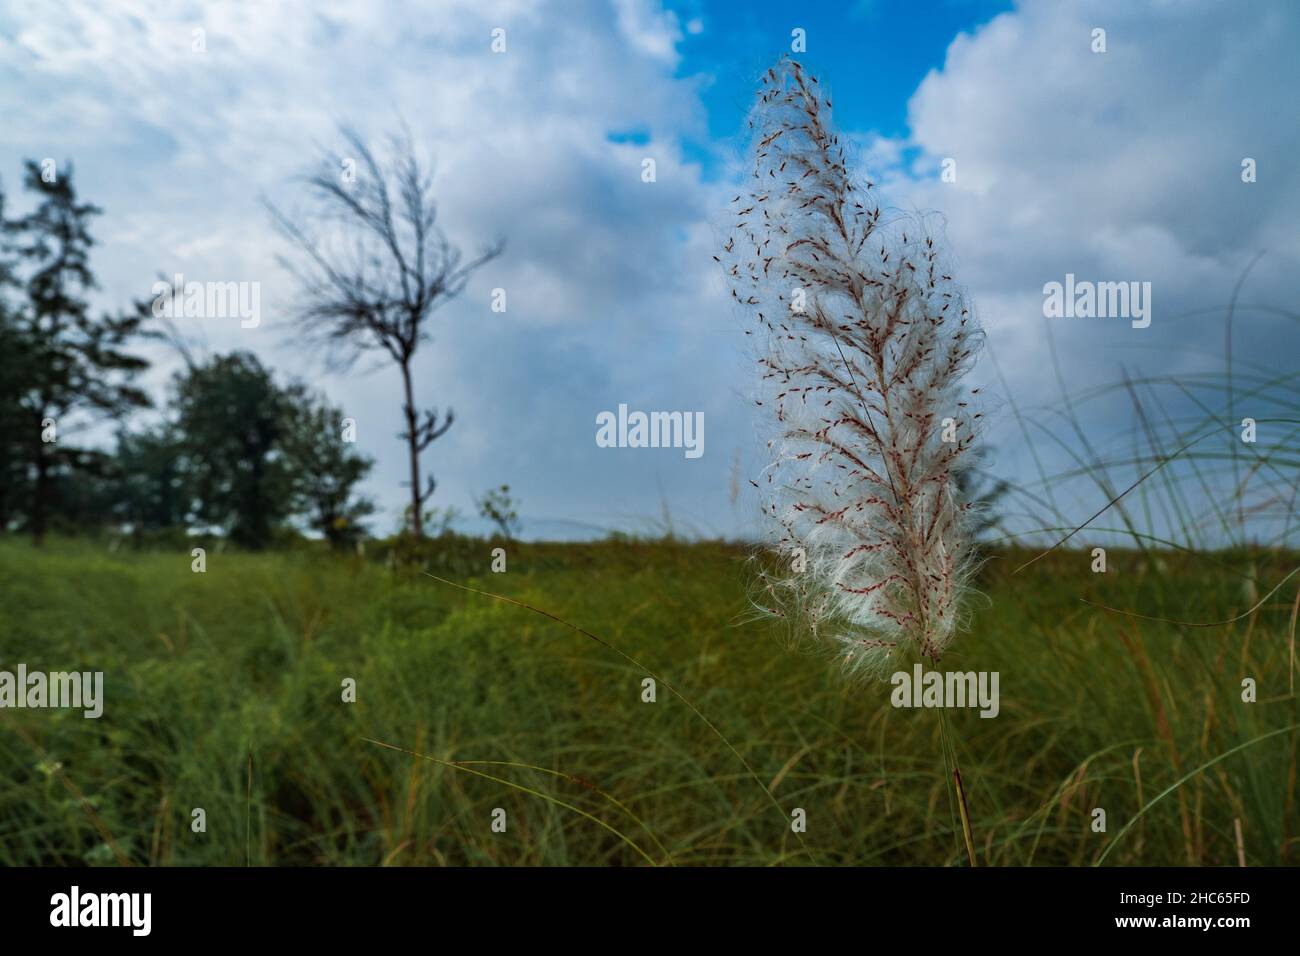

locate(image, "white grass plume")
(722, 58), (986, 679)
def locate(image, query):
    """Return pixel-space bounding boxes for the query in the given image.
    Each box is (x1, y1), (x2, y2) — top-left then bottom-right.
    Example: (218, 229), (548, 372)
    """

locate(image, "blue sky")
(668, 0), (1012, 153)
(2, 0), (1297, 543)
(600, 1), (1016, 177)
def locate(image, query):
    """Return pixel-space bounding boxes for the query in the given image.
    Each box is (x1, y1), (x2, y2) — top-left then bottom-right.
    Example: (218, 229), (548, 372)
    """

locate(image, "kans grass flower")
(722, 58), (987, 680)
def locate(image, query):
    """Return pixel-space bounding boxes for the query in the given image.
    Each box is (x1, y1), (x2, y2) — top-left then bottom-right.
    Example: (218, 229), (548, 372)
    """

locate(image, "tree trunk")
(400, 358), (422, 537)
(32, 439), (48, 547)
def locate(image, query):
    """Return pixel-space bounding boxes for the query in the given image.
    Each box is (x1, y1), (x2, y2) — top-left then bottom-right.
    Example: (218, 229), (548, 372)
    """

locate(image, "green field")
(0, 536), (1295, 866)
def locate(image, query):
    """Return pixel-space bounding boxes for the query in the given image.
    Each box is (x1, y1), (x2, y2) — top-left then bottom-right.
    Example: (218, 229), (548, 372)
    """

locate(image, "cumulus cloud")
(0, 0), (746, 537)
(869, 0), (1300, 528)
(895, 1), (1298, 353)
(2, 0), (1294, 540)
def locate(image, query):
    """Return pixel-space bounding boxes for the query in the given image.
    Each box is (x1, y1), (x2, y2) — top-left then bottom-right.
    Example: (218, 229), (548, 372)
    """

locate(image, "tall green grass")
(0, 535), (1294, 865)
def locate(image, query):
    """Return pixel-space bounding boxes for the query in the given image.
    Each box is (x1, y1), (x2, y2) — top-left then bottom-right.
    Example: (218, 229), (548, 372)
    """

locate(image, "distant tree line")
(0, 160), (374, 548)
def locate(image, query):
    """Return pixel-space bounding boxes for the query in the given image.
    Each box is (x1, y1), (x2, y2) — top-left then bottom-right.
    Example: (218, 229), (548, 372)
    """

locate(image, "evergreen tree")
(4, 160), (149, 543)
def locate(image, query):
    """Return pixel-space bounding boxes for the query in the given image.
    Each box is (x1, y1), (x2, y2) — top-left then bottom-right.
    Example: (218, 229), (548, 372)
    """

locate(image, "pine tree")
(5, 160), (149, 543)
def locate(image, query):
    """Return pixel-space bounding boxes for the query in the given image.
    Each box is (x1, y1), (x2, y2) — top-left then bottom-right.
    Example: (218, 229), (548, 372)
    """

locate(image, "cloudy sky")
(2, 0), (1297, 541)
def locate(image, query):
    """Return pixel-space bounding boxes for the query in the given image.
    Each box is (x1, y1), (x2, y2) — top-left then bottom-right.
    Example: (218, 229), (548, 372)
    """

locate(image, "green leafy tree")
(280, 385), (376, 548)
(45, 448), (118, 535)
(476, 484), (521, 540)
(172, 351), (290, 548)
(109, 426), (191, 537)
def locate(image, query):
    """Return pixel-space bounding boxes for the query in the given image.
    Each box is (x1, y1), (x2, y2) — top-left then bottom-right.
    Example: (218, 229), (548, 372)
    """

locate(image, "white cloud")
(0, 0), (742, 537)
(878, 0), (1300, 529)
(612, 0), (684, 65)
(2, 0), (1294, 540)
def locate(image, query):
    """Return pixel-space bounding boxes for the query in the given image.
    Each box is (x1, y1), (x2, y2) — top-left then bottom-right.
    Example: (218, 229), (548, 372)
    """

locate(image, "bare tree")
(268, 127), (502, 537)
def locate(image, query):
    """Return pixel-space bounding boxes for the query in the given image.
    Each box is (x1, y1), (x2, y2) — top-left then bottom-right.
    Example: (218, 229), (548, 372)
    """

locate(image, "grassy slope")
(0, 536), (1295, 866)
